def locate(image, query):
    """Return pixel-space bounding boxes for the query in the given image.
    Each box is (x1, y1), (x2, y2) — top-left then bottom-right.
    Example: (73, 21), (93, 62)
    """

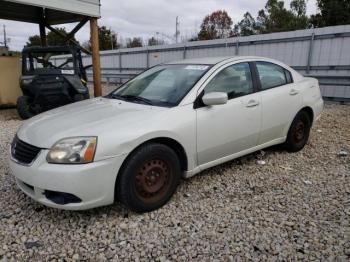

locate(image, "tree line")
(25, 0), (350, 49)
(195, 0), (350, 40)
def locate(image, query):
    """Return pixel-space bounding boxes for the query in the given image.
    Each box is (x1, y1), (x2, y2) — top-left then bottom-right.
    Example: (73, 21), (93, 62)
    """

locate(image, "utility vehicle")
(17, 46), (90, 119)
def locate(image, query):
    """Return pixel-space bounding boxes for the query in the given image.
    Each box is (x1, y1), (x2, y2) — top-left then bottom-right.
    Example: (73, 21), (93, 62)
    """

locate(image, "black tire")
(116, 143), (181, 213)
(17, 96), (35, 120)
(284, 110), (311, 152)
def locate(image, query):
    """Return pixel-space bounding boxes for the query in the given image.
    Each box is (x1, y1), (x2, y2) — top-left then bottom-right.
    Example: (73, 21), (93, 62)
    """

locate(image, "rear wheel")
(17, 96), (35, 120)
(284, 111), (311, 152)
(116, 143), (181, 213)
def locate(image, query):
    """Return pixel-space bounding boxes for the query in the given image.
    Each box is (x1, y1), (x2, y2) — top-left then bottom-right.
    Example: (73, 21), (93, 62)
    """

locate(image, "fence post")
(235, 39), (239, 55)
(119, 51), (122, 73)
(306, 33), (315, 75)
(183, 45), (187, 59)
(146, 48), (150, 68)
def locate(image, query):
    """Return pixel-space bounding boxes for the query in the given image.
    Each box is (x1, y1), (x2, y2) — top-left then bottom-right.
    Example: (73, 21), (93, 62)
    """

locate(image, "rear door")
(196, 62), (261, 166)
(254, 61), (302, 145)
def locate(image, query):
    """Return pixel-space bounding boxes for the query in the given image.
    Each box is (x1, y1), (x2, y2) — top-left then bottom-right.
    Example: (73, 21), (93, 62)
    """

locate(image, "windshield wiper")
(109, 93), (124, 100)
(109, 94), (153, 105)
(120, 95), (154, 105)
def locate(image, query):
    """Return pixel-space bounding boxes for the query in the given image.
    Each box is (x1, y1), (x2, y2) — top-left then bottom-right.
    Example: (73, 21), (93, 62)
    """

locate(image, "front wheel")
(17, 96), (35, 120)
(284, 111), (311, 152)
(116, 143), (181, 213)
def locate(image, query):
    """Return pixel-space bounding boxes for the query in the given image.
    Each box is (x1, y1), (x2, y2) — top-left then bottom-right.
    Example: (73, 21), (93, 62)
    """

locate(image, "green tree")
(47, 28), (79, 46)
(26, 35), (41, 47)
(290, 0), (309, 29)
(148, 37), (165, 46)
(197, 10), (233, 40)
(84, 26), (119, 51)
(98, 26), (118, 50)
(256, 0), (296, 33)
(126, 37), (143, 48)
(255, 0), (309, 34)
(311, 0), (350, 27)
(233, 12), (258, 36)
(26, 27), (79, 47)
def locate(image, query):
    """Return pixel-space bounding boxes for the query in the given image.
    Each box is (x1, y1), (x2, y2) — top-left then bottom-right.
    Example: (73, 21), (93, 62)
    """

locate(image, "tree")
(290, 0), (309, 29)
(233, 12), (258, 36)
(197, 10), (233, 40)
(311, 0), (350, 27)
(83, 26), (119, 51)
(255, 0), (309, 34)
(256, 0), (295, 33)
(98, 26), (118, 50)
(291, 0), (307, 17)
(148, 37), (165, 46)
(126, 37), (143, 48)
(26, 27), (79, 47)
(47, 28), (79, 46)
(26, 35), (41, 47)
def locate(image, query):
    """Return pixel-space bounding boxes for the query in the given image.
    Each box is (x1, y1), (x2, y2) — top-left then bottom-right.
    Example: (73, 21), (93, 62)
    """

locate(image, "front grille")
(11, 136), (41, 165)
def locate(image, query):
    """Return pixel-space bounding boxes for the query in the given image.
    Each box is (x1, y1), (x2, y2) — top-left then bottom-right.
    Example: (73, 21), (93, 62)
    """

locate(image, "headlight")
(47, 137), (97, 164)
(21, 76), (34, 85)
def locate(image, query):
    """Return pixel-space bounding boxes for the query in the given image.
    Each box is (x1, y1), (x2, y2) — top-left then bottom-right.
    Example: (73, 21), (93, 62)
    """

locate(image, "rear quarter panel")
(299, 77), (324, 123)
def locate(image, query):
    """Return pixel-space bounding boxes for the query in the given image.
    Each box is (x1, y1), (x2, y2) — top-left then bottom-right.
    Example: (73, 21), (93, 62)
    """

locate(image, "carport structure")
(0, 0), (102, 97)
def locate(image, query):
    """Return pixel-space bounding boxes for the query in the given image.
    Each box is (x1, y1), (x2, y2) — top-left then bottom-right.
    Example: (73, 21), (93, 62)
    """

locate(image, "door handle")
(290, 89), (299, 96)
(246, 100), (259, 108)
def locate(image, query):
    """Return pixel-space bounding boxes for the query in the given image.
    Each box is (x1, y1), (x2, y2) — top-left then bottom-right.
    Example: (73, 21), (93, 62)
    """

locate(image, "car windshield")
(110, 64), (211, 107)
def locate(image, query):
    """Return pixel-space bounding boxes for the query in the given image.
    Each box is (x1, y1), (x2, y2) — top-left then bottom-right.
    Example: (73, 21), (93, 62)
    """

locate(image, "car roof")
(166, 56), (265, 65)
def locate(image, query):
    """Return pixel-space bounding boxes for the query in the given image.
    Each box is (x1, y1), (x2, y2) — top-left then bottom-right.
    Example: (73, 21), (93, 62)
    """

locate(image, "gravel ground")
(0, 101), (349, 261)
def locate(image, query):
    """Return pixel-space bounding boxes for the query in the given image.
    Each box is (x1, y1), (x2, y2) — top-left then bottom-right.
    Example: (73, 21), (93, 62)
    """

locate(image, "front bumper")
(9, 149), (126, 210)
(312, 98), (324, 124)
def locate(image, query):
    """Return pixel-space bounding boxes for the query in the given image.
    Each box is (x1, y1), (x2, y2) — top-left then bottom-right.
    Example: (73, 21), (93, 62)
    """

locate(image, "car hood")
(17, 97), (168, 149)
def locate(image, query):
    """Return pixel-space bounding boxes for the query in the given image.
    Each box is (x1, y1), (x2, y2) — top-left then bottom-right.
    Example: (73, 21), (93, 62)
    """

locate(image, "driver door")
(196, 62), (261, 166)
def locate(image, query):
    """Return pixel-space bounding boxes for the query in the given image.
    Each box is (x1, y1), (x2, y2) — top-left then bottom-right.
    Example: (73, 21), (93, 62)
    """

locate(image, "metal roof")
(0, 0), (100, 24)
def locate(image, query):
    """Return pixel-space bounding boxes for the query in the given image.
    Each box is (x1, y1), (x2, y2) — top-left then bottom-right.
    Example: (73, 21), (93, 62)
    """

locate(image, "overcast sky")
(1, 0), (318, 51)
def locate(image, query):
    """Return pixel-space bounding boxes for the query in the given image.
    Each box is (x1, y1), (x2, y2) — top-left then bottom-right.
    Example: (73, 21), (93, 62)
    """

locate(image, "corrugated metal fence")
(54, 24), (350, 101)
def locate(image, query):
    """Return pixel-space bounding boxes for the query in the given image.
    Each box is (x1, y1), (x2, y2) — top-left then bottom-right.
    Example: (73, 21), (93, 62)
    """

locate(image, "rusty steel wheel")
(134, 159), (172, 204)
(116, 143), (181, 213)
(293, 120), (306, 144)
(285, 110), (311, 152)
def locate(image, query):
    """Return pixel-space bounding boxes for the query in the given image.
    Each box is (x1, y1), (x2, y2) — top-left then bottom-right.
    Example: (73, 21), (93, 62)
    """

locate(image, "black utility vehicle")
(17, 46), (90, 119)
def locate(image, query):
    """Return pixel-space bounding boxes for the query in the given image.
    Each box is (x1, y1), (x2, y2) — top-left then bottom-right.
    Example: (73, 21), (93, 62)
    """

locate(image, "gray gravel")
(0, 102), (349, 261)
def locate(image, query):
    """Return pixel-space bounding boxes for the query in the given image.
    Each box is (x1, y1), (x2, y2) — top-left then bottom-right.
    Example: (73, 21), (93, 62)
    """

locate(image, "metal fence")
(54, 24), (350, 101)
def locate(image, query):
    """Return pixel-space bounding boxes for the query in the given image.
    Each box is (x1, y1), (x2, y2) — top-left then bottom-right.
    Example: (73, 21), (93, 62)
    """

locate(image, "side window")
(285, 69), (293, 84)
(204, 63), (254, 99)
(256, 62), (291, 90)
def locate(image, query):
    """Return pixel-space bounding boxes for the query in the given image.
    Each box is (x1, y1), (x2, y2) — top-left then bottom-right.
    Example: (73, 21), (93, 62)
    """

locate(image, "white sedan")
(9, 56), (324, 212)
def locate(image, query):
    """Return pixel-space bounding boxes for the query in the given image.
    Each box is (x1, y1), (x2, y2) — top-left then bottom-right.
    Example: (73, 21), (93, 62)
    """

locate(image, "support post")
(39, 9), (47, 47)
(39, 23), (47, 47)
(183, 46), (187, 59)
(235, 40), (239, 55)
(119, 52), (122, 72)
(146, 48), (150, 68)
(306, 33), (315, 75)
(90, 18), (102, 97)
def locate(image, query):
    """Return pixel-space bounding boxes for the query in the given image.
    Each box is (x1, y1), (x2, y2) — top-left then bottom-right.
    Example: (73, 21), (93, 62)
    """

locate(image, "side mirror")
(202, 92), (228, 106)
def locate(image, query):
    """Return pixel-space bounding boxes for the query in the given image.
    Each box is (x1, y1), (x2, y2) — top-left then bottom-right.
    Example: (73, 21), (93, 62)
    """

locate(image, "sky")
(1, 0), (318, 51)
